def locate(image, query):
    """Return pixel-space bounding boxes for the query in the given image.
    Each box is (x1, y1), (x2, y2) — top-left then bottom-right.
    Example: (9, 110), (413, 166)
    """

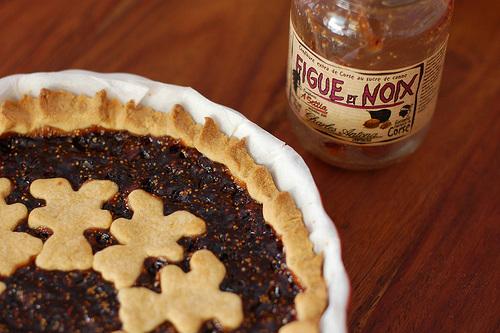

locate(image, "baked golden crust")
(119, 249), (244, 333)
(0, 89), (327, 332)
(28, 178), (119, 271)
(93, 190), (207, 289)
(0, 178), (43, 276)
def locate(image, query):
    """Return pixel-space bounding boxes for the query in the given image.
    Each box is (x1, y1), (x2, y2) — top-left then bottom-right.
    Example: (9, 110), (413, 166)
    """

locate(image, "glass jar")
(286, 0), (453, 169)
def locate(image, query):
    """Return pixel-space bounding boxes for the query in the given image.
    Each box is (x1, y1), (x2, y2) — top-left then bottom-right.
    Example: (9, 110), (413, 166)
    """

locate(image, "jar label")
(286, 22), (448, 145)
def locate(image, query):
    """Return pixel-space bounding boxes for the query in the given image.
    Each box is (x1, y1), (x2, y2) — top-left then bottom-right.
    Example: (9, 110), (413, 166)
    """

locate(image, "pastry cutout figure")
(0, 178), (43, 276)
(118, 249), (243, 333)
(29, 178), (118, 271)
(93, 189), (206, 288)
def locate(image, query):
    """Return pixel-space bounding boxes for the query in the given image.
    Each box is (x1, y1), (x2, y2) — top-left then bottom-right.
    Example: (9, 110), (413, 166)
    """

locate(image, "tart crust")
(0, 89), (328, 332)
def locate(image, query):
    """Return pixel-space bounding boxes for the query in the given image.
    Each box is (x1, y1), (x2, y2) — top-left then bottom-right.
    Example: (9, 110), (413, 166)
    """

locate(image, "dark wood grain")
(0, 0), (498, 332)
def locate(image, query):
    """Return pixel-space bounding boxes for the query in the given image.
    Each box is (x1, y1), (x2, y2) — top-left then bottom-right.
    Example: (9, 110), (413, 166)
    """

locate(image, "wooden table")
(1, 0), (498, 332)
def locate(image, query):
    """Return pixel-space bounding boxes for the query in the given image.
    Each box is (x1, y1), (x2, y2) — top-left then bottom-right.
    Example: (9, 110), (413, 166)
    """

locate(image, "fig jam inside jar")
(286, 0), (453, 169)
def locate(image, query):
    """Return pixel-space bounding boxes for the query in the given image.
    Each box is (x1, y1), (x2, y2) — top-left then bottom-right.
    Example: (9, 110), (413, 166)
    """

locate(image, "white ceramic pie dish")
(0, 70), (350, 333)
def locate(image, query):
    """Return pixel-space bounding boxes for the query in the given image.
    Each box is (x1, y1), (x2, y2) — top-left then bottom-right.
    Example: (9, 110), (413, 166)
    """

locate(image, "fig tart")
(0, 89), (327, 333)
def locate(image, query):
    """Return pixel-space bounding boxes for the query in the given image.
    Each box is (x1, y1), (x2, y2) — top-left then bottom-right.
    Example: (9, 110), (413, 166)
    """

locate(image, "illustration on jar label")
(286, 22), (447, 146)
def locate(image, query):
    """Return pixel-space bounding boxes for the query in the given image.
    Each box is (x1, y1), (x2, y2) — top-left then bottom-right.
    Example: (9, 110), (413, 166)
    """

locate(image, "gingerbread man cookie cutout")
(119, 249), (243, 333)
(0, 178), (43, 277)
(29, 178), (118, 271)
(93, 189), (206, 288)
